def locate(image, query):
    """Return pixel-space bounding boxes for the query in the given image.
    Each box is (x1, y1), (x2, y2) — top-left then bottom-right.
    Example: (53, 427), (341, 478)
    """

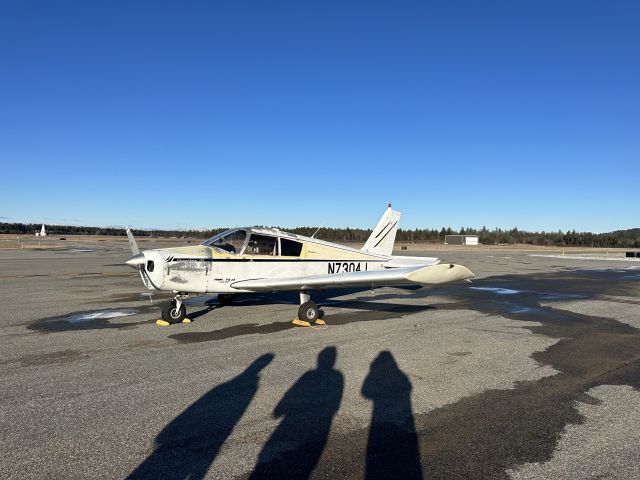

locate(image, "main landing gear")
(161, 293), (189, 324)
(294, 291), (325, 327)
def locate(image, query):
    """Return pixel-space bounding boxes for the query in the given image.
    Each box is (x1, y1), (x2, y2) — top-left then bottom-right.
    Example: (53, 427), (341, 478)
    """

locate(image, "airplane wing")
(230, 263), (474, 292)
(384, 256), (440, 268)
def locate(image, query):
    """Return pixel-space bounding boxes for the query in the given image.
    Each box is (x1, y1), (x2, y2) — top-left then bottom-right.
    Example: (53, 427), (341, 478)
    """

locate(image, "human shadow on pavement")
(127, 353), (274, 480)
(362, 351), (423, 480)
(249, 346), (344, 480)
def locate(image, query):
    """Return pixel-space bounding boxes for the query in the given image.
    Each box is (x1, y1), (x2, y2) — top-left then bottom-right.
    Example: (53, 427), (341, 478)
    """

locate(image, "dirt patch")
(1, 349), (92, 367)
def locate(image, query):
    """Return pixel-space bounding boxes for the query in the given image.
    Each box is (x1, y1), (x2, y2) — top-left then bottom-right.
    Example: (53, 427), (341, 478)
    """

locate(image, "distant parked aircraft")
(35, 225), (46, 237)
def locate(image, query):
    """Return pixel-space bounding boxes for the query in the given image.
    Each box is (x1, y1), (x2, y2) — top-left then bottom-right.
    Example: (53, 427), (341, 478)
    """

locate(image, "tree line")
(295, 226), (640, 248)
(1, 222), (638, 248)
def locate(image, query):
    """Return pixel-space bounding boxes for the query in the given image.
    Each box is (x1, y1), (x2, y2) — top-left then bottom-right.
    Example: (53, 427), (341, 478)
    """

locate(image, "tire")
(162, 302), (186, 324)
(218, 294), (236, 306)
(298, 301), (319, 322)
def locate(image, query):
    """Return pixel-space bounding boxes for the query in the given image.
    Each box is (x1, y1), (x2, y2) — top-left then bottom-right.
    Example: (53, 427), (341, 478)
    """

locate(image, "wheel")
(162, 301), (186, 324)
(298, 301), (319, 322)
(218, 293), (236, 306)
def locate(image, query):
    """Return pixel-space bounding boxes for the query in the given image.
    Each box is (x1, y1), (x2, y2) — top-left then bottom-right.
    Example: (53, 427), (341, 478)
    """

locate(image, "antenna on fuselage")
(311, 219), (327, 239)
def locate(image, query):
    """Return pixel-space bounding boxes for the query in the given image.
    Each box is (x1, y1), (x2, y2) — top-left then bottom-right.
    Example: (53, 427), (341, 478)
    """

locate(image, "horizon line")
(1, 220), (637, 236)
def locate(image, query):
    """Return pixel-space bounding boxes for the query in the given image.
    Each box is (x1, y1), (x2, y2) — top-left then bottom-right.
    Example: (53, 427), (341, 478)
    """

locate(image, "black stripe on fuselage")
(166, 258), (385, 263)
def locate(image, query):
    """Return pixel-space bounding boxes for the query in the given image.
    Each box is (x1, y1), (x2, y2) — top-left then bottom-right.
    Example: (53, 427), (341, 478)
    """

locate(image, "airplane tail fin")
(361, 205), (401, 257)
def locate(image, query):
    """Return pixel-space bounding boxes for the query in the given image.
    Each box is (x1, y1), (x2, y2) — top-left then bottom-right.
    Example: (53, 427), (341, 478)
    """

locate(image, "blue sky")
(1, 1), (638, 232)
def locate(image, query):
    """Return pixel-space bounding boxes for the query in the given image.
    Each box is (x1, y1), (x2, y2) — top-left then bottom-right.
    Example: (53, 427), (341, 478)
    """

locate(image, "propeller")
(125, 227), (150, 288)
(125, 227), (143, 269)
(125, 253), (145, 268)
(126, 227), (140, 255)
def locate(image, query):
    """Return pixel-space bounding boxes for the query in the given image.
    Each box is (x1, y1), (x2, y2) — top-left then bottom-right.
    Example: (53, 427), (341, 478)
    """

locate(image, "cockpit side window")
(245, 234), (277, 255)
(203, 229), (247, 254)
(280, 238), (303, 256)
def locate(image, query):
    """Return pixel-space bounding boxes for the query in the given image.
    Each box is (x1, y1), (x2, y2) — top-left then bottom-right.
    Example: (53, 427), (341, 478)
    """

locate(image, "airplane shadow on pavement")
(194, 286), (425, 309)
(126, 353), (274, 480)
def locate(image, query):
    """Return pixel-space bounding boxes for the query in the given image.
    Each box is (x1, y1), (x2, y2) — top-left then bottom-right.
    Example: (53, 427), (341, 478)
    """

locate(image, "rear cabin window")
(280, 238), (303, 256)
(245, 234), (278, 255)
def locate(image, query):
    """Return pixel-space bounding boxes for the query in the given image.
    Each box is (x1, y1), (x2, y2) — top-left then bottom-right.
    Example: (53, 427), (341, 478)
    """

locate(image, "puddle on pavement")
(66, 308), (137, 323)
(28, 306), (156, 332)
(470, 287), (522, 295)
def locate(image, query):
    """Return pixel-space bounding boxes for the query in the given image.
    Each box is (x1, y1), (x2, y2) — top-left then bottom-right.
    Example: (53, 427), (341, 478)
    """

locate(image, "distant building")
(444, 234), (479, 246)
(35, 224), (46, 237)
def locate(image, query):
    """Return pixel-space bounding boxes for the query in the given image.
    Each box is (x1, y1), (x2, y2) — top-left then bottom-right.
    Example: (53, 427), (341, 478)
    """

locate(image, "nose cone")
(125, 253), (146, 269)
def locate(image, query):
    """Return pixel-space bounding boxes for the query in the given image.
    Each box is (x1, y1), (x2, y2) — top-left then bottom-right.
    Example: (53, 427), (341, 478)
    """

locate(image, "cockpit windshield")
(202, 229), (247, 254)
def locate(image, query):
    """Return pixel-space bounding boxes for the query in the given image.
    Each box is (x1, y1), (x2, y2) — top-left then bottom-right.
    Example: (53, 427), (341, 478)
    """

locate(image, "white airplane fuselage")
(134, 229), (436, 294)
(125, 207), (474, 324)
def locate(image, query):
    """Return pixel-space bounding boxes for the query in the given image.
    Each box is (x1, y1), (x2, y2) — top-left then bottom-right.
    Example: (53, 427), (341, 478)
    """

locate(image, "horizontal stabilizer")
(384, 256), (440, 268)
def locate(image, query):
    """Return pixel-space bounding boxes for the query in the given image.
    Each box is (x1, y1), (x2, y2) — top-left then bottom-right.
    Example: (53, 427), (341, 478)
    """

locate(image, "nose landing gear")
(161, 294), (189, 324)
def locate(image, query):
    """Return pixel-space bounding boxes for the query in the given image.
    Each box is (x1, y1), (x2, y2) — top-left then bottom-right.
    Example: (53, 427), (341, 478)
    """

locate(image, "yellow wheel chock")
(156, 318), (191, 326)
(292, 319), (311, 327)
(292, 318), (327, 327)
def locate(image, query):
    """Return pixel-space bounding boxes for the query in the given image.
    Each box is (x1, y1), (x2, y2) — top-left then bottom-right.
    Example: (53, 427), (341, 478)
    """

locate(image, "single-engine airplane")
(125, 206), (474, 325)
